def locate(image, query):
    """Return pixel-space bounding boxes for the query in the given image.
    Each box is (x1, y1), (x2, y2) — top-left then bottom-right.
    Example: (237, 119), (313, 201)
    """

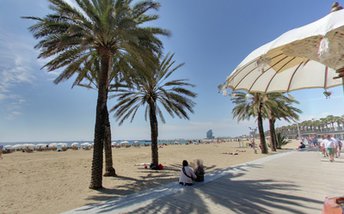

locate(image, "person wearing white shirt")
(179, 160), (197, 186)
(325, 135), (336, 162)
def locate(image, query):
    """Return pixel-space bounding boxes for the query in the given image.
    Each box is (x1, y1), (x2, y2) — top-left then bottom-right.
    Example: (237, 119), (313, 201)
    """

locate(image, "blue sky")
(0, 0), (344, 142)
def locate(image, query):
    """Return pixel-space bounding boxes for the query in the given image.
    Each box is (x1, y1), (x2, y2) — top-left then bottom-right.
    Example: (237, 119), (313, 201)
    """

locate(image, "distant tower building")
(206, 129), (214, 139)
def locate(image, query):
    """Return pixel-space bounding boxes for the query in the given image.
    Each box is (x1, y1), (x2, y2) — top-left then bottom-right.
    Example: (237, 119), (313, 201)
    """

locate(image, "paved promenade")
(64, 151), (344, 214)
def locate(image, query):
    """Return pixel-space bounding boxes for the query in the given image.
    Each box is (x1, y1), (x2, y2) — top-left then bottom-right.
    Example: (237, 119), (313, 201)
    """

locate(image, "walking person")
(324, 135), (336, 162)
(337, 140), (342, 158)
(330, 136), (341, 158)
(319, 135), (327, 157)
(312, 135), (319, 147)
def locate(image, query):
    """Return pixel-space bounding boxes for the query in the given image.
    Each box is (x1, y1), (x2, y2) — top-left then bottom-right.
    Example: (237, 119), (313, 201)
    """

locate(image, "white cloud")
(0, 31), (37, 98)
(0, 31), (38, 119)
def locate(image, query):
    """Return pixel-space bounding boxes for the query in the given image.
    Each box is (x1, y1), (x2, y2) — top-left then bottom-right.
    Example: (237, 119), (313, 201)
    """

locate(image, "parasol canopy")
(225, 3), (344, 93)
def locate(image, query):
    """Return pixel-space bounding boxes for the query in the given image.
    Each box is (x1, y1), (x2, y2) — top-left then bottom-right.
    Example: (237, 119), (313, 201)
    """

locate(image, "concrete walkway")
(63, 151), (344, 214)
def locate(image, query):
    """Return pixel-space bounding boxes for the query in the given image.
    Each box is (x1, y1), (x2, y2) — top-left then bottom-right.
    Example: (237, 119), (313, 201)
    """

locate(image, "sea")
(0, 139), (197, 147)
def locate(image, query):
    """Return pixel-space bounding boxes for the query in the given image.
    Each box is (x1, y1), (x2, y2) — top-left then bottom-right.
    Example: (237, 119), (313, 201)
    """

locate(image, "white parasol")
(225, 3), (344, 93)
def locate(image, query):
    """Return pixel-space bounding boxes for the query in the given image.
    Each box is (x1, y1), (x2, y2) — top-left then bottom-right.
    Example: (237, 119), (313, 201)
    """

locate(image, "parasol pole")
(333, 68), (344, 94)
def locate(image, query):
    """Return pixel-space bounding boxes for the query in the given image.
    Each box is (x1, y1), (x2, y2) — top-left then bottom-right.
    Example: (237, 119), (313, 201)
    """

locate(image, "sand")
(0, 140), (298, 214)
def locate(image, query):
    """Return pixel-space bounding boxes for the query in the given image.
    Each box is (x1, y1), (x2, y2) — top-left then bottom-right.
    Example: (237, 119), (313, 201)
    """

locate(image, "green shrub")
(276, 133), (290, 149)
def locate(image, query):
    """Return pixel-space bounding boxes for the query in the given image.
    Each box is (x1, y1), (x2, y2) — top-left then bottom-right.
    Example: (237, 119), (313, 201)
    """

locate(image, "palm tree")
(231, 92), (272, 154)
(325, 115), (336, 131)
(338, 116), (344, 130)
(73, 56), (124, 177)
(266, 93), (301, 151)
(24, 0), (168, 189)
(320, 117), (329, 132)
(111, 53), (197, 167)
(75, 54), (141, 176)
(313, 120), (321, 133)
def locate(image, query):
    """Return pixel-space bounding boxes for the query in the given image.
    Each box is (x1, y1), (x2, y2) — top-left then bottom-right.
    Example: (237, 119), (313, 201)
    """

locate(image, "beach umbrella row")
(111, 142), (118, 147)
(71, 142), (80, 150)
(2, 142), (90, 153)
(80, 142), (93, 150)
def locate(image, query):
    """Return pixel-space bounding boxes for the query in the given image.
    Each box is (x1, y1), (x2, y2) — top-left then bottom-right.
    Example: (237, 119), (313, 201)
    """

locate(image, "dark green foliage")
(231, 91), (301, 154)
(276, 133), (290, 149)
(24, 0), (168, 189)
(231, 92), (270, 154)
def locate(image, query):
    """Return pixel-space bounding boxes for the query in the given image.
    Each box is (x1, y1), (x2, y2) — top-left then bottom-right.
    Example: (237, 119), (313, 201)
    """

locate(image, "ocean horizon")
(0, 139), (206, 146)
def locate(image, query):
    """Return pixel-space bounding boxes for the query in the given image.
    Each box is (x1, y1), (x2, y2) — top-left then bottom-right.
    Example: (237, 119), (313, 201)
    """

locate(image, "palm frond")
(111, 52), (196, 125)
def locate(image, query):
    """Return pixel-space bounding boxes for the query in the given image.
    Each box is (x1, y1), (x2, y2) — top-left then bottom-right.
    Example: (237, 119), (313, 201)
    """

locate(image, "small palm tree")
(276, 133), (290, 149)
(231, 91), (273, 154)
(24, 0), (168, 189)
(266, 93), (301, 151)
(111, 53), (196, 167)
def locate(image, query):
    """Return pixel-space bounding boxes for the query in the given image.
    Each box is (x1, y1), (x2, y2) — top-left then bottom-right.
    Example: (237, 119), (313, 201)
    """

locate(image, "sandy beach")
(0, 140), (298, 214)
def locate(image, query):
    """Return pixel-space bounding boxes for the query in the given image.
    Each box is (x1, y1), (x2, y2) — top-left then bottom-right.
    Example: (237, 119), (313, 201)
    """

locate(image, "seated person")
(298, 142), (306, 150)
(194, 159), (204, 182)
(179, 160), (197, 186)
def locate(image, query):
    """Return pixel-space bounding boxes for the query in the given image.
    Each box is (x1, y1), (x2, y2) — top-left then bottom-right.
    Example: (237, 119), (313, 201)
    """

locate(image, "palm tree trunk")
(269, 118), (277, 151)
(148, 100), (159, 168)
(258, 109), (268, 154)
(89, 51), (111, 189)
(103, 103), (116, 177)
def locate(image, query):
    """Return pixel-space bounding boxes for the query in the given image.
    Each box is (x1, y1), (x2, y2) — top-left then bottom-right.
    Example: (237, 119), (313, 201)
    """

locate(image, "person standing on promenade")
(311, 135), (319, 147)
(324, 135), (336, 162)
(330, 136), (341, 158)
(337, 139), (342, 158)
(319, 135), (327, 157)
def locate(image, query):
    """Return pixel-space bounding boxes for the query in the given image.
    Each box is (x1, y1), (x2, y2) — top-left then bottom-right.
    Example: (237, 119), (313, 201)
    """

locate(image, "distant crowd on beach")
(0, 139), (232, 158)
(298, 134), (342, 162)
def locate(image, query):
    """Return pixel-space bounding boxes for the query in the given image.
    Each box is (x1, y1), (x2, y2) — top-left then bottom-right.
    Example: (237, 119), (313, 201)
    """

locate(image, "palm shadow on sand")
(80, 163), (322, 214)
(84, 164), (217, 204)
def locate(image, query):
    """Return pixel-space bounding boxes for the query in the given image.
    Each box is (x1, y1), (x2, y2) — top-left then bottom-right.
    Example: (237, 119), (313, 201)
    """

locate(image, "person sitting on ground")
(194, 159), (204, 182)
(179, 160), (197, 186)
(298, 141), (306, 150)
